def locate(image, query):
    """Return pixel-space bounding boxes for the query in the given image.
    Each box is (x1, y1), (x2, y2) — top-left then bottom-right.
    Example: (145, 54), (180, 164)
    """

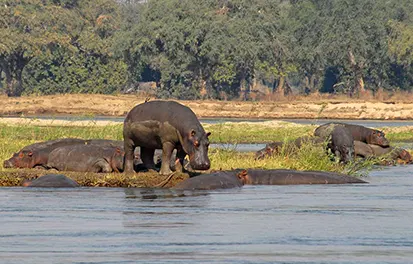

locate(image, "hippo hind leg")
(141, 147), (156, 171)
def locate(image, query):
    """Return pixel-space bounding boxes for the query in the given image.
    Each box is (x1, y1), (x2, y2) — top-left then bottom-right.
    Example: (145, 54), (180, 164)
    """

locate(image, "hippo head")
(398, 149), (412, 163)
(367, 130), (390, 147)
(3, 150), (36, 168)
(183, 130), (211, 170)
(335, 145), (354, 164)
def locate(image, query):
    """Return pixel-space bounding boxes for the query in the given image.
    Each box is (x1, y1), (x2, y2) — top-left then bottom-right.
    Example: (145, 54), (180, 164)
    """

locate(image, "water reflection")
(1, 166), (413, 263)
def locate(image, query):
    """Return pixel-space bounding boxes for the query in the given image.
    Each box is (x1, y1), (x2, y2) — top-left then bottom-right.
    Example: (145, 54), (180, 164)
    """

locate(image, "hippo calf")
(23, 174), (79, 188)
(328, 126), (354, 163)
(123, 100), (211, 175)
(172, 170), (244, 190)
(237, 169), (367, 185)
(315, 122), (389, 147)
(47, 145), (124, 173)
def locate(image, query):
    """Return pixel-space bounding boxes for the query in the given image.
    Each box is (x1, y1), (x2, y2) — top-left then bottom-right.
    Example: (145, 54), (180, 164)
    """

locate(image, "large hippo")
(237, 169), (367, 185)
(255, 136), (325, 160)
(47, 145), (124, 173)
(172, 170), (244, 190)
(3, 138), (88, 169)
(327, 126), (354, 163)
(315, 122), (389, 147)
(123, 100), (211, 175)
(22, 174), (80, 188)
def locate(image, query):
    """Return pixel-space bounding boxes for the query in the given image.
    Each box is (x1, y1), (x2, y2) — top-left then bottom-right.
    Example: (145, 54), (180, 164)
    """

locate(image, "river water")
(1, 165), (412, 264)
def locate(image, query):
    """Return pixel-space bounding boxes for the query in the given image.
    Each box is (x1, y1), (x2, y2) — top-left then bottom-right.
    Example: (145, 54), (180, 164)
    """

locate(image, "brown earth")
(1, 94), (413, 120)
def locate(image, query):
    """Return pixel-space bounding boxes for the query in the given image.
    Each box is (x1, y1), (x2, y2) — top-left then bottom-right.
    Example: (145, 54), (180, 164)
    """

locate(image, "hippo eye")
(18, 152), (24, 158)
(194, 140), (200, 147)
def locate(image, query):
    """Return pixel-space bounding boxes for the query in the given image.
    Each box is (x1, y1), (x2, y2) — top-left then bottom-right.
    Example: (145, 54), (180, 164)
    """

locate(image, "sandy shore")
(1, 94), (413, 120)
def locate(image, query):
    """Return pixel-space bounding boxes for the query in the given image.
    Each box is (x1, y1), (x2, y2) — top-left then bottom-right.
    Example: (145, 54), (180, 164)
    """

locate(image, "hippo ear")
(28, 151), (33, 157)
(206, 132), (211, 137)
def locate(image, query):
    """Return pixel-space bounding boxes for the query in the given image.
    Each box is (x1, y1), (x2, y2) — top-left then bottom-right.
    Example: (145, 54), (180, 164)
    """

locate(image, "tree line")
(1, 0), (413, 99)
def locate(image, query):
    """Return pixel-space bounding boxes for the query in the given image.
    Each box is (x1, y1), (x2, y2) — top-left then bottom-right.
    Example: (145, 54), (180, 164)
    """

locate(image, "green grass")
(1, 121), (410, 187)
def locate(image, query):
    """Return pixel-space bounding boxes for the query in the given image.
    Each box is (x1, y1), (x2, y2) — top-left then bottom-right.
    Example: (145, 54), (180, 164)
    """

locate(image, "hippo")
(327, 126), (354, 163)
(172, 170), (244, 190)
(123, 100), (211, 175)
(369, 144), (412, 164)
(22, 174), (80, 188)
(254, 136), (325, 160)
(315, 122), (389, 147)
(354, 140), (374, 158)
(47, 145), (124, 173)
(3, 138), (88, 169)
(237, 169), (367, 185)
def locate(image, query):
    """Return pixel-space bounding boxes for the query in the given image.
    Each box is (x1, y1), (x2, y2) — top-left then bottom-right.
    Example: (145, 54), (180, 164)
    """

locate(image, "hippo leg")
(124, 139), (135, 173)
(175, 147), (187, 173)
(94, 160), (113, 173)
(141, 147), (156, 170)
(160, 142), (174, 175)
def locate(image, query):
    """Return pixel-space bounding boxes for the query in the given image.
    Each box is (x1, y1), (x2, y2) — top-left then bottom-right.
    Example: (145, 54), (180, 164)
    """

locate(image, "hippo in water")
(237, 169), (367, 185)
(47, 145), (125, 173)
(315, 122), (389, 147)
(171, 170), (244, 190)
(123, 100), (211, 175)
(23, 174), (80, 188)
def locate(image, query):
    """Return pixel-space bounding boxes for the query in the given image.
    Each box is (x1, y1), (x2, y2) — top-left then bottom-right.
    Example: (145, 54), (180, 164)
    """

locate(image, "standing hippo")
(22, 174), (80, 188)
(237, 169), (367, 185)
(123, 100), (211, 175)
(47, 145), (124, 173)
(327, 126), (354, 163)
(172, 170), (244, 190)
(315, 122), (389, 147)
(3, 138), (87, 169)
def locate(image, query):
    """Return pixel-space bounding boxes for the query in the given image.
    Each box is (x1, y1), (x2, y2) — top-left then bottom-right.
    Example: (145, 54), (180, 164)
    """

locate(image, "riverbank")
(2, 94), (413, 120)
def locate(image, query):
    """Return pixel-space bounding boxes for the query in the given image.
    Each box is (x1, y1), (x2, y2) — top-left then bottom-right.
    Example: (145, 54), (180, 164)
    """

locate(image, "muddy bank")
(1, 94), (413, 120)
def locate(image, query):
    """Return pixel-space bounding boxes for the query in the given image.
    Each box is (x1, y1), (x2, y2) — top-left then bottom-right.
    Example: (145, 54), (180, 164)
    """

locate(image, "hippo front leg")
(124, 139), (135, 173)
(160, 142), (174, 175)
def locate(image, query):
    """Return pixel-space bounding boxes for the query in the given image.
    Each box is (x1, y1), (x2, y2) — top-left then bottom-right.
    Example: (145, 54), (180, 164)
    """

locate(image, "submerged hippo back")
(25, 174), (79, 188)
(172, 170), (244, 190)
(241, 169), (367, 185)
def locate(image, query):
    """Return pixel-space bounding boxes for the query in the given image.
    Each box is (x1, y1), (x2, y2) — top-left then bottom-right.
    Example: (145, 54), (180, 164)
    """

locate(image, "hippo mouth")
(3, 160), (13, 168)
(188, 155), (210, 170)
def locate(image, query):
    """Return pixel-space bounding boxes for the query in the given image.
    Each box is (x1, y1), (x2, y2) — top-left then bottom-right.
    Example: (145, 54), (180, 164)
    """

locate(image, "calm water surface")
(1, 166), (413, 263)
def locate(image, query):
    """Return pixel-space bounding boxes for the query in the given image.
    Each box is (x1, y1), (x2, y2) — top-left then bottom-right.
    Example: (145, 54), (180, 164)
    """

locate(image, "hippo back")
(172, 170), (244, 190)
(24, 174), (79, 188)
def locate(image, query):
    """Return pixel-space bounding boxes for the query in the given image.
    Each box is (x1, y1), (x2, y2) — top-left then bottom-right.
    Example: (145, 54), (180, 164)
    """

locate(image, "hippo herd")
(256, 122), (411, 165)
(3, 100), (410, 190)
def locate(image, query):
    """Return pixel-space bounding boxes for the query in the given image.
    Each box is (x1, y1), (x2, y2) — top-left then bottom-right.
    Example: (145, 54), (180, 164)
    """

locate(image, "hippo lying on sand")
(23, 174), (79, 188)
(47, 145), (124, 173)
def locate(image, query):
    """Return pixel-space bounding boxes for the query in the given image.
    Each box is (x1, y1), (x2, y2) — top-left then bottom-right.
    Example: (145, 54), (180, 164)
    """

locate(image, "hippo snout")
(3, 159), (13, 168)
(190, 160), (210, 170)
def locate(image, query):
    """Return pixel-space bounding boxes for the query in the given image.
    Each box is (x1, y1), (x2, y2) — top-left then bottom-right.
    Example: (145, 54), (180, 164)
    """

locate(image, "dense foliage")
(1, 0), (413, 98)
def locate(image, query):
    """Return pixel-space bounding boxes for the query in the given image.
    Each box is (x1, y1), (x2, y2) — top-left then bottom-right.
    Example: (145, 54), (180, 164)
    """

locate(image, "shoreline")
(2, 94), (413, 120)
